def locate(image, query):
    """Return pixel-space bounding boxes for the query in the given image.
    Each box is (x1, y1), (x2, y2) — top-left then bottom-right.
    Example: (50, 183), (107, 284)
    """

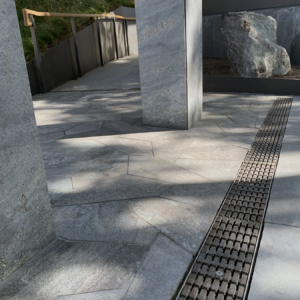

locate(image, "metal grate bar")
(177, 98), (292, 300)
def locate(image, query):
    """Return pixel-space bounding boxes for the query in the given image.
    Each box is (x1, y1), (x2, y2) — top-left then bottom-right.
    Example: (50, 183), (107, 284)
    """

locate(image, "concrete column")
(0, 0), (55, 282)
(135, 0), (203, 129)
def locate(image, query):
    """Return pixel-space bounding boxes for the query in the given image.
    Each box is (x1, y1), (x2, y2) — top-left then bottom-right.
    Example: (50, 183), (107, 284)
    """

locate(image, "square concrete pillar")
(0, 0), (55, 282)
(135, 0), (203, 129)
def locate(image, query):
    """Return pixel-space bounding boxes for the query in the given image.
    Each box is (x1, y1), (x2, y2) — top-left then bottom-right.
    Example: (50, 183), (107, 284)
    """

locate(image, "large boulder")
(220, 12), (291, 78)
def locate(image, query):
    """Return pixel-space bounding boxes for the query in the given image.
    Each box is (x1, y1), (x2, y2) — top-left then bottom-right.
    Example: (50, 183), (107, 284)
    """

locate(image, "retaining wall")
(203, 0), (300, 15)
(203, 5), (300, 57)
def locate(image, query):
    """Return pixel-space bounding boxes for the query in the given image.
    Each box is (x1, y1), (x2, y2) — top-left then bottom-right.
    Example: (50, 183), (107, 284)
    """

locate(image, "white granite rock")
(220, 11), (291, 78)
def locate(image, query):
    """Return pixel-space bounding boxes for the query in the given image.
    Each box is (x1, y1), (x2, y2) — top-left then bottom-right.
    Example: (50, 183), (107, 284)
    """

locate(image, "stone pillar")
(135, 0), (203, 129)
(0, 0), (55, 282)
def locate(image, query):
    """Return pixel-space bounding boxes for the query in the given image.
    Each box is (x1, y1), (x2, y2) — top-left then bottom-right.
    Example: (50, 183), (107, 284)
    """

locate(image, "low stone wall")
(27, 19), (138, 95)
(203, 5), (300, 57)
(204, 75), (300, 95)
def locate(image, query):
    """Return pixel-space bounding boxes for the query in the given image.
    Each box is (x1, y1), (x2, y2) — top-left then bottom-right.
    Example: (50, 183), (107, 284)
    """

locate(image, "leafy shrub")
(15, 0), (134, 61)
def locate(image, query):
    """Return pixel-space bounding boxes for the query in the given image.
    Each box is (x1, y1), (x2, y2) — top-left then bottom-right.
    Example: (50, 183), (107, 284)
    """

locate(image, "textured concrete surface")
(203, 5), (300, 57)
(135, 0), (202, 129)
(0, 0), (55, 283)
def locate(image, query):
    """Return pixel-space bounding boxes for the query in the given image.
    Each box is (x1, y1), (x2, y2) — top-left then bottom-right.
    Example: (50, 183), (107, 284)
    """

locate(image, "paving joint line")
(50, 195), (170, 208)
(50, 88), (141, 93)
(122, 233), (160, 300)
(264, 221), (300, 229)
(175, 98), (293, 300)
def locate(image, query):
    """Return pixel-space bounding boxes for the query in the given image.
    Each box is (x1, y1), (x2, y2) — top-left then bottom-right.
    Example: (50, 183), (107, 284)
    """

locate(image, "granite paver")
(0, 57), (286, 299)
(248, 224), (300, 300)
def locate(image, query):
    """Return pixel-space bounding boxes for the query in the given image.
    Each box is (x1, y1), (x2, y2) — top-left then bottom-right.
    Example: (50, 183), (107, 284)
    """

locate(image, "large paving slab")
(123, 234), (192, 300)
(266, 143), (300, 227)
(39, 91), (279, 299)
(0, 239), (149, 300)
(53, 201), (159, 244)
(123, 196), (219, 254)
(248, 223), (300, 300)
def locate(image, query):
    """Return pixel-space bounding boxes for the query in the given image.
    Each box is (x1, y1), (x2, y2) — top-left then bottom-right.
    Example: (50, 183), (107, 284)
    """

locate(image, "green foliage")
(15, 0), (135, 61)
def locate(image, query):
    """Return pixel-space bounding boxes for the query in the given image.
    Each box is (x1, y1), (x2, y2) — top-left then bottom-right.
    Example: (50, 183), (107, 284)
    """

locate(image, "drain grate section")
(177, 98), (292, 300)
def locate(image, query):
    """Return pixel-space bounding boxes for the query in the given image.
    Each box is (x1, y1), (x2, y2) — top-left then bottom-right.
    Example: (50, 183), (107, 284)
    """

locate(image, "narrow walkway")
(0, 58), (297, 300)
(53, 56), (140, 92)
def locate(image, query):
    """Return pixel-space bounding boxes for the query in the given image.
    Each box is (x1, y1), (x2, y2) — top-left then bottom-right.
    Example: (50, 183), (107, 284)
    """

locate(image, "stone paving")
(0, 57), (298, 300)
(248, 96), (300, 300)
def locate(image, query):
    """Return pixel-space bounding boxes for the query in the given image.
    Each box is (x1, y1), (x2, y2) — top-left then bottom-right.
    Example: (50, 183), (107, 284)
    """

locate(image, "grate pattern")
(177, 98), (292, 300)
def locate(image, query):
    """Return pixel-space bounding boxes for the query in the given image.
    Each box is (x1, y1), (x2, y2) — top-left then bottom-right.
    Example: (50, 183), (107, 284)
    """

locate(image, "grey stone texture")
(135, 0), (203, 129)
(53, 202), (159, 244)
(221, 11), (291, 78)
(123, 234), (192, 300)
(248, 223), (300, 300)
(0, 0), (55, 283)
(290, 33), (300, 66)
(266, 143), (300, 227)
(0, 239), (149, 300)
(203, 5), (300, 58)
(1, 52), (285, 299)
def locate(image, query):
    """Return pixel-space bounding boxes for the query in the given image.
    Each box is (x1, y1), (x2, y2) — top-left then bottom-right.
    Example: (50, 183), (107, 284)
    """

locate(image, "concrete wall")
(203, 5), (300, 57)
(0, 0), (55, 283)
(203, 0), (300, 15)
(114, 6), (136, 18)
(127, 21), (139, 56)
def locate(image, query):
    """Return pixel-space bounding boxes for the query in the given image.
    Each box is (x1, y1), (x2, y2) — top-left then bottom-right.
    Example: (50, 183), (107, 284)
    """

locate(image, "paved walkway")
(0, 56), (299, 300)
(53, 56), (140, 92)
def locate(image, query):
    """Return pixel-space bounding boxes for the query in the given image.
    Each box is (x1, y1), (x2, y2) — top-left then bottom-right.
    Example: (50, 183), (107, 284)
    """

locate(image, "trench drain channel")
(176, 98), (292, 300)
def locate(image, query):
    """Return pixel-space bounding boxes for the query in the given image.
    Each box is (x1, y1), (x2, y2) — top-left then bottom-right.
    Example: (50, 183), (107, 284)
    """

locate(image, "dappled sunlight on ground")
(2, 56), (299, 300)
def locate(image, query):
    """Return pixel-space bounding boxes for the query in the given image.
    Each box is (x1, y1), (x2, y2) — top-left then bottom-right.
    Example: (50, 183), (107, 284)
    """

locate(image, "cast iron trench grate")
(176, 98), (292, 300)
